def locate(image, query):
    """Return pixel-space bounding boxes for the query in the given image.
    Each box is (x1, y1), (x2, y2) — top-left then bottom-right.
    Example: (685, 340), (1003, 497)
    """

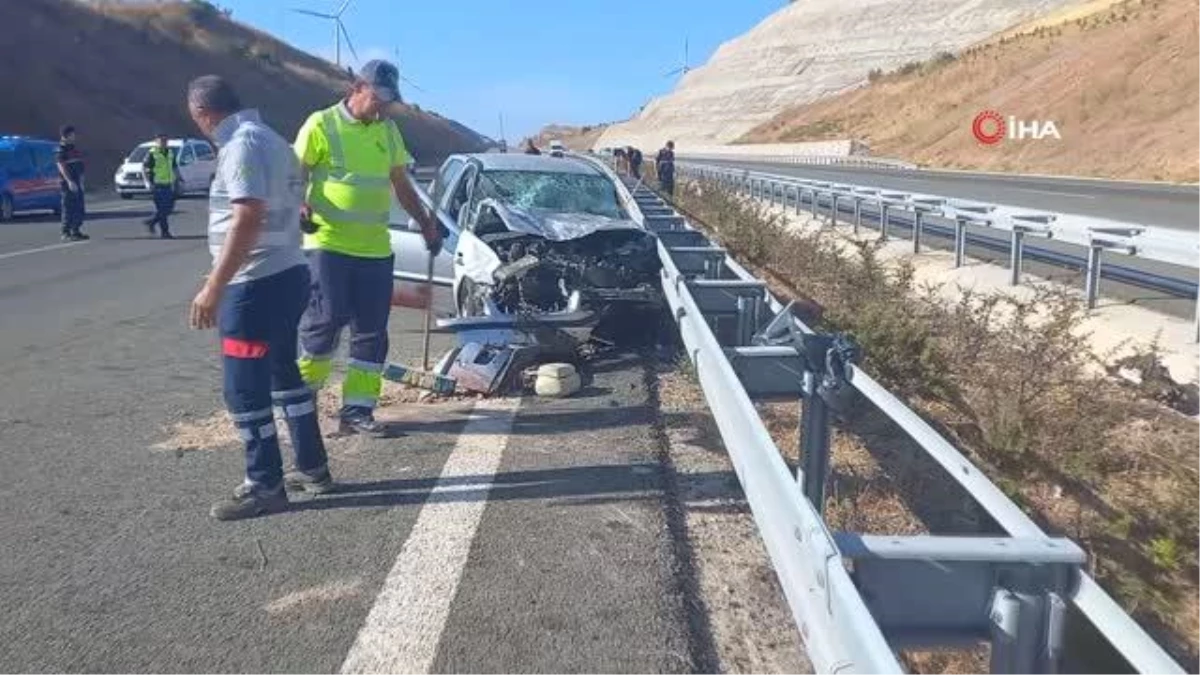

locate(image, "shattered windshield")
(476, 170), (626, 219)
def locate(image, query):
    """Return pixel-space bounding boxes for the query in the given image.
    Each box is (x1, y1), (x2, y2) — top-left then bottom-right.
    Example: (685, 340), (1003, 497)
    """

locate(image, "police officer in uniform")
(56, 125), (88, 241)
(294, 60), (442, 436)
(142, 133), (178, 239)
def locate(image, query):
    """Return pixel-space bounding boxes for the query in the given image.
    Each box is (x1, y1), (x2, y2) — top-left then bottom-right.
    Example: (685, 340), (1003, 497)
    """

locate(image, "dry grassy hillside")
(741, 0), (1198, 182)
(0, 0), (490, 187)
(522, 123), (611, 152)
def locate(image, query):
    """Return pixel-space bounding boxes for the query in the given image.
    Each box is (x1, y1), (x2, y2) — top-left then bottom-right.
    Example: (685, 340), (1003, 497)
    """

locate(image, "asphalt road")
(0, 200), (741, 672)
(703, 160), (1200, 232)
(695, 160), (1199, 319)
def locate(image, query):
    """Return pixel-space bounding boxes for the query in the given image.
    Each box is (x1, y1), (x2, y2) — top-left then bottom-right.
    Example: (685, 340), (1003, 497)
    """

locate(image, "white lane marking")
(340, 397), (521, 675)
(0, 202), (176, 262)
(0, 241), (83, 260)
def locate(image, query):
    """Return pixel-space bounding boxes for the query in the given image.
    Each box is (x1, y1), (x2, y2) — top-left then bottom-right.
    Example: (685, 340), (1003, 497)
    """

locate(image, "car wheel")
(0, 194), (13, 222)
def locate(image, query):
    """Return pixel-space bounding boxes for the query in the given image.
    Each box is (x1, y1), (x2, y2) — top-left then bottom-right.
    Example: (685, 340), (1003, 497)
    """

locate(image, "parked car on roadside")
(113, 138), (217, 199)
(0, 135), (63, 221)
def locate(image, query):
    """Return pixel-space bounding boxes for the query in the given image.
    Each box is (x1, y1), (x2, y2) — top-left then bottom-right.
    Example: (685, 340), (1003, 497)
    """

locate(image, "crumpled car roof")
(478, 198), (643, 242)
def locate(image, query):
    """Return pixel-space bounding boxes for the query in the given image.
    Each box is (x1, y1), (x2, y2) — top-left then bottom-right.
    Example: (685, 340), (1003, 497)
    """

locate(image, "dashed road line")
(339, 397), (521, 674)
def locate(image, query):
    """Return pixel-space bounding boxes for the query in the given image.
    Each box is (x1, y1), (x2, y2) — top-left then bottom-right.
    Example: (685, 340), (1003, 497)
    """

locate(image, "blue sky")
(219, 0), (782, 141)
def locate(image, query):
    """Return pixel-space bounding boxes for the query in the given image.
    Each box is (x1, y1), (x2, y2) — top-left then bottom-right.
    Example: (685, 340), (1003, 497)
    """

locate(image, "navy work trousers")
(61, 189), (85, 235)
(298, 249), (394, 414)
(219, 264), (328, 489)
(148, 185), (174, 235)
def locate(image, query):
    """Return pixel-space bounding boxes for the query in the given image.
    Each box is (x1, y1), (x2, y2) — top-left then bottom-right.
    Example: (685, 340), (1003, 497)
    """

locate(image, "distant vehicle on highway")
(113, 138), (217, 199)
(0, 136), (63, 222)
(390, 153), (660, 339)
(548, 140), (566, 157)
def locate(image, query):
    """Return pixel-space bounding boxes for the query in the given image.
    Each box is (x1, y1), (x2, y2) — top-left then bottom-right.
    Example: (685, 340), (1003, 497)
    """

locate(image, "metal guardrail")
(577, 154), (1185, 674)
(680, 153), (917, 171)
(679, 162), (1200, 312)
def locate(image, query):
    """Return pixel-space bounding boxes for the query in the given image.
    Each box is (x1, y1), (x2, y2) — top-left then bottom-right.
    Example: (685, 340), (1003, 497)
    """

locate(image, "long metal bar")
(595, 156), (1185, 674)
(658, 251), (903, 674)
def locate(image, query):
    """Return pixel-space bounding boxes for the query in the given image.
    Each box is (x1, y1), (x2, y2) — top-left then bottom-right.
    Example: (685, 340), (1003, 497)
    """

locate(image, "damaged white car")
(390, 153), (661, 343)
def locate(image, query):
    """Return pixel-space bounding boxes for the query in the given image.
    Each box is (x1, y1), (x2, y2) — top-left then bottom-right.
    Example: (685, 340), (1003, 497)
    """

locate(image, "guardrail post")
(913, 210), (924, 254)
(879, 203), (890, 240)
(830, 193), (839, 227)
(800, 368), (832, 511)
(1010, 229), (1026, 286)
(735, 294), (763, 347)
(1085, 244), (1104, 309)
(811, 189), (819, 217)
(1194, 292), (1199, 343)
(989, 576), (1070, 674)
(795, 188), (803, 216)
(797, 334), (859, 514)
(954, 217), (968, 267)
(853, 198), (862, 234)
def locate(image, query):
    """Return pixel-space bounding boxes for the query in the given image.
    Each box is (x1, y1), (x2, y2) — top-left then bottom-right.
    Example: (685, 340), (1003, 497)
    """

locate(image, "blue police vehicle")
(0, 136), (63, 221)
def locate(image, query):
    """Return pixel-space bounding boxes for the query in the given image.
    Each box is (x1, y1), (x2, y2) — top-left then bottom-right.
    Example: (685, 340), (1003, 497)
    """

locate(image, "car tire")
(0, 194), (13, 222)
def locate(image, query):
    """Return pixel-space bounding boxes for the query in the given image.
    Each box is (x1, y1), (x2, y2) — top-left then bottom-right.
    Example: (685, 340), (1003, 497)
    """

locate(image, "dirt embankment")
(740, 0), (1199, 182)
(0, 1), (490, 186)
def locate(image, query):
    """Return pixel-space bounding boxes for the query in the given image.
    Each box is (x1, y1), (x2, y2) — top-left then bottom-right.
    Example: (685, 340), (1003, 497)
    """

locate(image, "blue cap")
(359, 59), (401, 103)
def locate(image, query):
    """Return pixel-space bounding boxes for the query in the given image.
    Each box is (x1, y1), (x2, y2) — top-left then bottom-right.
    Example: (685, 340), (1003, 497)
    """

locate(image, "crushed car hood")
(481, 199), (642, 242)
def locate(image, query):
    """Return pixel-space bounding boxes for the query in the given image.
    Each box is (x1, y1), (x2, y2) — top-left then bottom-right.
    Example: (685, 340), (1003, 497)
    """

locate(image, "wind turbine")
(664, 37), (692, 80)
(292, 0), (357, 67)
(392, 47), (425, 93)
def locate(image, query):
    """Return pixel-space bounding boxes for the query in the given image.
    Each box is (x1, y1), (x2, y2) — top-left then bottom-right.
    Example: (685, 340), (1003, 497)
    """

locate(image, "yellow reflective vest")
(147, 147), (175, 186)
(294, 103), (413, 258)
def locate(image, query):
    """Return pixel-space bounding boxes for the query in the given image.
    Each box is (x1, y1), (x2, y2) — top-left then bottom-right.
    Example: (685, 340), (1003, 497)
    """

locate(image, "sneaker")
(143, 218), (156, 233)
(339, 411), (389, 438)
(160, 231), (174, 240)
(284, 468), (335, 495)
(61, 233), (74, 242)
(72, 232), (89, 241)
(210, 483), (288, 521)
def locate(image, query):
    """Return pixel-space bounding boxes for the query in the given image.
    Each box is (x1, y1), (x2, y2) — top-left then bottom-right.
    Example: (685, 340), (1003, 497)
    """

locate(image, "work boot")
(61, 232), (74, 242)
(210, 483), (287, 521)
(144, 217), (156, 233)
(161, 231), (174, 240)
(339, 408), (388, 438)
(72, 231), (89, 241)
(284, 467), (335, 495)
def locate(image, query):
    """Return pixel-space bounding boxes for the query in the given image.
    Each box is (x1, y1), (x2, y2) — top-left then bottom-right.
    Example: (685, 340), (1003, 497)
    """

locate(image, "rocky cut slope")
(0, 0), (491, 186)
(741, 0), (1199, 182)
(595, 0), (1087, 151)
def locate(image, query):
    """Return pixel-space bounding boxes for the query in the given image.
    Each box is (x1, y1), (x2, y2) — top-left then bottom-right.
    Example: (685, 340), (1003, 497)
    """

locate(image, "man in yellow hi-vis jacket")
(294, 60), (442, 437)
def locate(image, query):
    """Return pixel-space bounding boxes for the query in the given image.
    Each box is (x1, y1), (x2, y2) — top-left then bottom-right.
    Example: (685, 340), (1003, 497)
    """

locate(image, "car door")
(389, 158), (462, 286)
(9, 144), (38, 210)
(175, 144), (196, 192)
(33, 144), (60, 209)
(191, 141), (217, 192)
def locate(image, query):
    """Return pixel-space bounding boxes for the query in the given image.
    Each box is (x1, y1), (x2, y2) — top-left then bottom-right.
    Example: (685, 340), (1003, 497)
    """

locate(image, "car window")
(474, 170), (625, 219)
(446, 165), (476, 223)
(16, 145), (35, 173)
(193, 143), (215, 161)
(128, 146), (150, 162)
(34, 145), (56, 173)
(179, 146), (195, 165)
(431, 158), (463, 206)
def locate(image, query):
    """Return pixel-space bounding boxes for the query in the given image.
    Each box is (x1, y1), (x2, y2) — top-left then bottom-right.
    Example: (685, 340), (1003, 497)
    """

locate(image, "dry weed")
(674, 177), (1200, 668)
